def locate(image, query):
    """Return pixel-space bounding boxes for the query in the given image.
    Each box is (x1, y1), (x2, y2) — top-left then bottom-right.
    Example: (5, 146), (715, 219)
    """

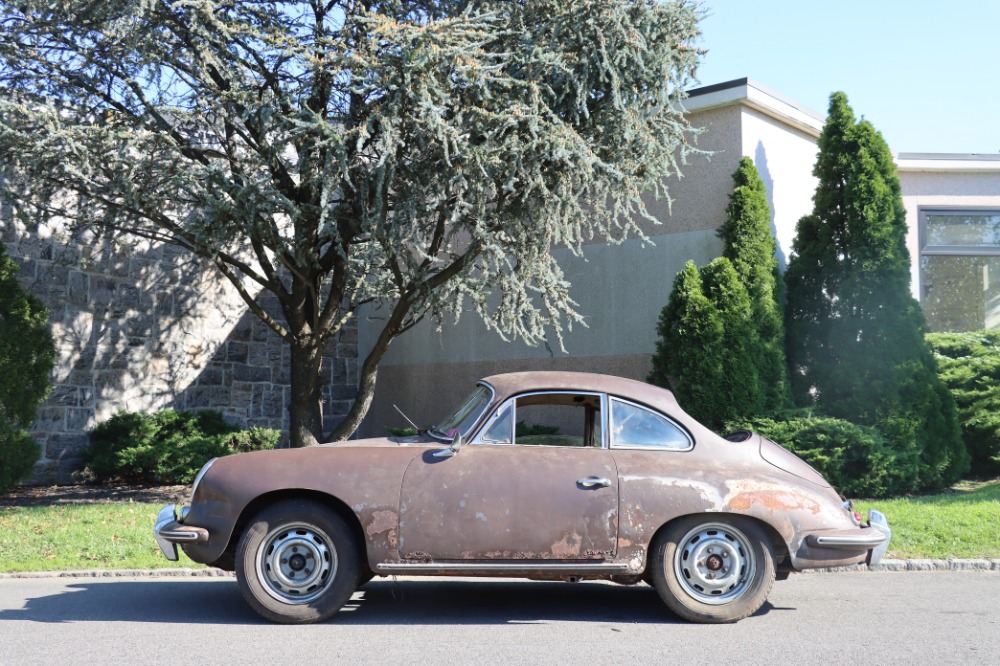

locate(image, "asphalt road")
(1, 572), (997, 666)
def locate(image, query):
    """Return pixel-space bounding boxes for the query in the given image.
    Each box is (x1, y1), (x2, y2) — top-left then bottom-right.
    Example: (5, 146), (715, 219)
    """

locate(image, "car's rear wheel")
(650, 516), (775, 623)
(235, 499), (361, 624)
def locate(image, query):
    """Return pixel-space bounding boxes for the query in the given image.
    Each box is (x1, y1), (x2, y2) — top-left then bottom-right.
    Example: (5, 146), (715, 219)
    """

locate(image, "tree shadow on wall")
(3, 223), (356, 484)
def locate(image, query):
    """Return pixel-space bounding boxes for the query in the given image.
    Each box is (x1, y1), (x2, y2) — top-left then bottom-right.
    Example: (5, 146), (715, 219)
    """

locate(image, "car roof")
(479, 371), (684, 414)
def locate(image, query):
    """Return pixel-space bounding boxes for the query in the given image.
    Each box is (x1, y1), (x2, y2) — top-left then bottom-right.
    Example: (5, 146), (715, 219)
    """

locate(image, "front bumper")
(804, 509), (893, 566)
(154, 504), (210, 561)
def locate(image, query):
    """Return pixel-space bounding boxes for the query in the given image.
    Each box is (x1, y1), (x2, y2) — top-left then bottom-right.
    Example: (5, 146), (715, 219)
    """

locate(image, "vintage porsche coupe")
(154, 371), (890, 624)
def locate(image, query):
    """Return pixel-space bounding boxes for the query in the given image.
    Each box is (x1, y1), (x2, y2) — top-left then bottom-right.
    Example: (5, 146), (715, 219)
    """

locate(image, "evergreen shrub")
(0, 244), (56, 493)
(784, 92), (967, 491)
(927, 330), (1000, 476)
(85, 410), (280, 484)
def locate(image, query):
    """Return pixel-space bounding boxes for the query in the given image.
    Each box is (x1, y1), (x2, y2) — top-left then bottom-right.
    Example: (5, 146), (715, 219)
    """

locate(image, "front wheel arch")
(219, 490), (368, 573)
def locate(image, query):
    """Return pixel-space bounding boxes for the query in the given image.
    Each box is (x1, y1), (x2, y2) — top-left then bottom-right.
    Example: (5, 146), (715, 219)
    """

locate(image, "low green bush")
(927, 330), (1000, 477)
(726, 410), (912, 498)
(85, 410), (280, 484)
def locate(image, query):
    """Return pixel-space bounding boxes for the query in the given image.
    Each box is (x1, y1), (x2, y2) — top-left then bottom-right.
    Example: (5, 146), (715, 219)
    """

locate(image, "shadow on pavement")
(0, 577), (728, 626)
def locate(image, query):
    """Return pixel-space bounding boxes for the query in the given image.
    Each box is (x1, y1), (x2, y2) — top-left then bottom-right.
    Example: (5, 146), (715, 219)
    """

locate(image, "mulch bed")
(0, 483), (189, 507)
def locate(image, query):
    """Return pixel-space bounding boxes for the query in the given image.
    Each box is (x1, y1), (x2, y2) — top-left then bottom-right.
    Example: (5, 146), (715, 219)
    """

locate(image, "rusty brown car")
(154, 371), (890, 624)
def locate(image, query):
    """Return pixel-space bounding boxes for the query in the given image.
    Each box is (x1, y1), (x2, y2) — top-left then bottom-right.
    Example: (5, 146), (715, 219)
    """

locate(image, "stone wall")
(2, 219), (357, 485)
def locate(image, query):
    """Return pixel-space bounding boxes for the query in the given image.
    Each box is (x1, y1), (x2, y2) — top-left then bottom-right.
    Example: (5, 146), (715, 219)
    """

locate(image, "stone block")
(65, 407), (95, 432)
(90, 276), (116, 306)
(182, 385), (230, 410)
(45, 432), (89, 458)
(337, 343), (358, 359)
(197, 365), (225, 386)
(226, 341), (248, 364)
(32, 407), (65, 432)
(232, 364), (271, 383)
(48, 386), (80, 406)
(68, 271), (89, 306)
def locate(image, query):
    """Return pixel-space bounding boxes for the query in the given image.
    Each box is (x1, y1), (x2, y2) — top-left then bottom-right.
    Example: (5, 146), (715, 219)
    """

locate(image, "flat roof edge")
(683, 77), (824, 137)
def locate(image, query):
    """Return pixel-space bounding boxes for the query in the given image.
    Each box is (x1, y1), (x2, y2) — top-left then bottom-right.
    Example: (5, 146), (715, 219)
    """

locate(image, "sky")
(693, 0), (1000, 155)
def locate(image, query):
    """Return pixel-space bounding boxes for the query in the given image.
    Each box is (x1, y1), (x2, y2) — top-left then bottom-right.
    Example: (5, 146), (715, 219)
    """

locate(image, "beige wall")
(740, 108), (820, 269)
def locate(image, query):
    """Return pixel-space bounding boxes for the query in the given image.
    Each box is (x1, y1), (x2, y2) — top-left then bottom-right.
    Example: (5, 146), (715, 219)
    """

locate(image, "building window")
(920, 209), (1000, 332)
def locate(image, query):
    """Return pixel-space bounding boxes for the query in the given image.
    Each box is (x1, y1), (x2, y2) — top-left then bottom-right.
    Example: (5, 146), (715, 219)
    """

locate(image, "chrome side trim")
(808, 531), (887, 549)
(376, 562), (630, 574)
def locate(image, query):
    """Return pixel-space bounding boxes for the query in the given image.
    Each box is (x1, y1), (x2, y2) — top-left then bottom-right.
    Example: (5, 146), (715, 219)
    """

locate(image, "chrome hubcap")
(257, 523), (337, 604)
(673, 523), (755, 605)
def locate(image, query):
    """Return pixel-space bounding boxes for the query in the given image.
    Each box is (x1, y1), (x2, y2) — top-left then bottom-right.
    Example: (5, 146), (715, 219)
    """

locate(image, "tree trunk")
(328, 356), (378, 441)
(288, 341), (325, 447)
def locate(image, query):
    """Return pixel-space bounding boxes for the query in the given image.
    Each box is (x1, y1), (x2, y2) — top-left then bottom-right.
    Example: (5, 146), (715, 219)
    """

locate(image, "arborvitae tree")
(720, 156), (789, 410)
(0, 243), (55, 492)
(784, 92), (968, 490)
(649, 258), (762, 429)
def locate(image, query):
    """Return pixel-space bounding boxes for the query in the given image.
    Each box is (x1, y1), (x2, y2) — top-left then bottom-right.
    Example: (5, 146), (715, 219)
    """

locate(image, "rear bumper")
(154, 504), (210, 561)
(798, 510), (892, 568)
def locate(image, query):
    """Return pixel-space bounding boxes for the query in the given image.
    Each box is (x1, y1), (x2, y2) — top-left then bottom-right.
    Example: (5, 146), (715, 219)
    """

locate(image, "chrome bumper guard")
(154, 504), (209, 561)
(805, 509), (892, 566)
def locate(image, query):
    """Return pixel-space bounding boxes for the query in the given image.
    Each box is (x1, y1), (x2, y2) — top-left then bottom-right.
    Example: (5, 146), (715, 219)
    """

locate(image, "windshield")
(429, 384), (493, 441)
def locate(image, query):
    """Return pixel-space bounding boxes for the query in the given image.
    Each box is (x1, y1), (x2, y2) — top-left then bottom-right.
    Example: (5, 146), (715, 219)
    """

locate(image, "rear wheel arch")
(644, 513), (789, 576)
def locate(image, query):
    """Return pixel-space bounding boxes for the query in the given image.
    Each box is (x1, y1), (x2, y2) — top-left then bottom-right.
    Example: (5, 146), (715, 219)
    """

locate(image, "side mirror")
(433, 433), (463, 458)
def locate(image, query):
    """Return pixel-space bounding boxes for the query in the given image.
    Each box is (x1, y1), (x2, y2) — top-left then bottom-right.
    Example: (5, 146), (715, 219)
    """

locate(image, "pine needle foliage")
(720, 156), (788, 410)
(0, 0), (703, 445)
(649, 156), (786, 428)
(926, 330), (1000, 476)
(0, 243), (56, 492)
(649, 258), (763, 429)
(784, 92), (967, 491)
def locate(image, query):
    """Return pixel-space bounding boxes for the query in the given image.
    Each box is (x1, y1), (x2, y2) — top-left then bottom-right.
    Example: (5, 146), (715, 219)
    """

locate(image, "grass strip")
(1, 481), (997, 572)
(854, 479), (1000, 560)
(0, 502), (204, 573)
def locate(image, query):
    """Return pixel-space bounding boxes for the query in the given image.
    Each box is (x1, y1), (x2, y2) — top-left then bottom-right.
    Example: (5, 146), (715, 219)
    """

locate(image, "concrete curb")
(3, 560), (1000, 580)
(807, 558), (1000, 573)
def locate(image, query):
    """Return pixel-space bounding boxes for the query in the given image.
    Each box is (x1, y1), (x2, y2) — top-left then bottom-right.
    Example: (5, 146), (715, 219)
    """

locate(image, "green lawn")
(0, 502), (204, 573)
(854, 479), (1000, 560)
(1, 480), (998, 573)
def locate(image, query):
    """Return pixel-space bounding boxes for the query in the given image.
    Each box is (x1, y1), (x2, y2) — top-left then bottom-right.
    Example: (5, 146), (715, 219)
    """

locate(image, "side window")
(610, 399), (691, 450)
(479, 403), (513, 444)
(476, 392), (604, 447)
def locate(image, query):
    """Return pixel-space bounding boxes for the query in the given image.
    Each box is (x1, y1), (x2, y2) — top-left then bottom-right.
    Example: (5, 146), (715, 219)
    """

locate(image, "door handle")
(577, 476), (611, 488)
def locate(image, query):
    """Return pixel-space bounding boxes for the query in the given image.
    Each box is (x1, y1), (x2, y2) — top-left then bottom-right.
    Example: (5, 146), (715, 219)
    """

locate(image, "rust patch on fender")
(728, 490), (821, 515)
(366, 510), (398, 537)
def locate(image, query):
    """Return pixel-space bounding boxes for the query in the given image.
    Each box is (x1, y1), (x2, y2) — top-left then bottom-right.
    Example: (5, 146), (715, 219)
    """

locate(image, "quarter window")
(920, 210), (1000, 332)
(610, 398), (691, 450)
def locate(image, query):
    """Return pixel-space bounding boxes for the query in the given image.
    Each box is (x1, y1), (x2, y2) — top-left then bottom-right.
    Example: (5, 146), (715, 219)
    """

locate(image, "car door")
(397, 392), (619, 560)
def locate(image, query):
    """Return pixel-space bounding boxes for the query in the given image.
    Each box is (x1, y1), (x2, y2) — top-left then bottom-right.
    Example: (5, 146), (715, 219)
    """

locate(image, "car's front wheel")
(650, 516), (775, 623)
(235, 499), (361, 623)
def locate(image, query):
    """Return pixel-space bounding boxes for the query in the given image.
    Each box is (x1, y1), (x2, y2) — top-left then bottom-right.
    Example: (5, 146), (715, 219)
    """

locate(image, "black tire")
(235, 499), (362, 624)
(649, 515), (775, 623)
